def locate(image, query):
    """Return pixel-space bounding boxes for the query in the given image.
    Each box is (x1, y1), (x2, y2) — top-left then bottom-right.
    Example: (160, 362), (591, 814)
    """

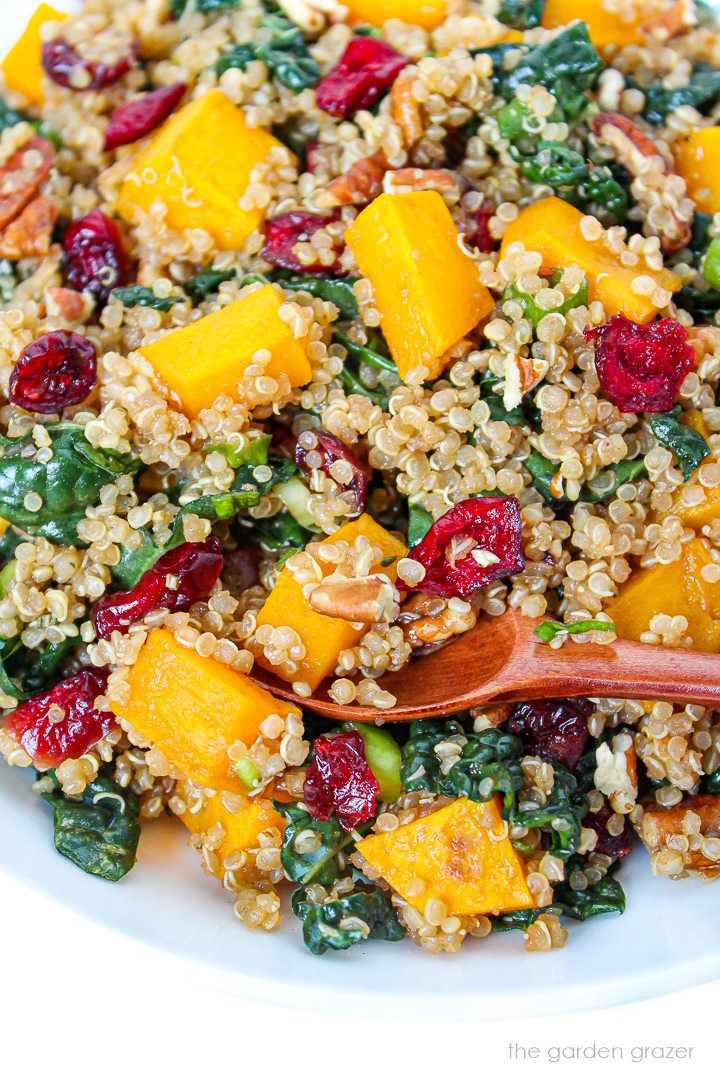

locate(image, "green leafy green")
(407, 503), (434, 546)
(642, 64), (720, 125)
(39, 769), (140, 881)
(182, 267), (237, 305)
(703, 768), (720, 793)
(503, 273), (588, 328)
(492, 864), (625, 930)
(274, 273), (359, 319)
(112, 286), (184, 312)
(512, 764), (589, 859)
(333, 329), (396, 410)
(205, 433), (272, 469)
(702, 235), (720, 289)
(0, 424), (141, 546)
(23, 638), (76, 695)
(332, 330), (397, 374)
(0, 98), (60, 149)
(171, 0), (239, 15)
(677, 283), (720, 321)
(534, 618), (616, 643)
(291, 885), (405, 955)
(526, 449), (646, 503)
(650, 407), (710, 481)
(497, 0), (545, 30)
(275, 801), (355, 886)
(246, 509), (313, 552)
(0, 637), (29, 702)
(215, 14), (320, 92)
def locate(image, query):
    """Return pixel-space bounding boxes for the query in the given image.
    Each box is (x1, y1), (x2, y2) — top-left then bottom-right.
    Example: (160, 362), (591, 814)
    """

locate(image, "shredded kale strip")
(650, 406), (710, 481)
(291, 886), (405, 955)
(502, 273), (588, 328)
(534, 618), (616, 643)
(0, 423), (141, 547)
(492, 862), (626, 931)
(526, 449), (646, 503)
(276, 273), (359, 320)
(496, 0), (546, 29)
(642, 64), (720, 125)
(39, 769), (141, 882)
(0, 97), (60, 148)
(275, 801), (354, 886)
(112, 285), (185, 312)
(215, 13), (320, 92)
(171, 0), (239, 15)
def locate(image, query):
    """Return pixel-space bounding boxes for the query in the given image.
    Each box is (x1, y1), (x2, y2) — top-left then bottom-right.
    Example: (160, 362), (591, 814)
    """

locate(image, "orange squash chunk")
(357, 796), (534, 916)
(1, 4), (67, 106)
(665, 409), (719, 529)
(139, 284), (311, 417)
(345, 191), (494, 380)
(500, 196), (680, 322)
(541, 1), (645, 46)
(605, 538), (720, 652)
(673, 128), (720, 215)
(116, 89), (291, 249)
(179, 792), (285, 879)
(255, 514), (407, 690)
(343, 0), (447, 29)
(110, 628), (299, 793)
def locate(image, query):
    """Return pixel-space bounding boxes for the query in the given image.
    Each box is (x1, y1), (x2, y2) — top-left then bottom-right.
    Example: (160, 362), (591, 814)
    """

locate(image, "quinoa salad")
(1, 0), (720, 960)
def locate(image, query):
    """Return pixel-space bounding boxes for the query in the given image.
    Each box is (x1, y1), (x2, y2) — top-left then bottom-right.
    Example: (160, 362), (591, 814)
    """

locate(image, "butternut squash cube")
(139, 283), (311, 417)
(673, 128), (720, 216)
(109, 628), (299, 793)
(357, 796), (534, 916)
(605, 538), (720, 652)
(342, 0), (447, 29)
(255, 514), (407, 690)
(116, 89), (291, 250)
(179, 791), (285, 880)
(2, 4), (67, 106)
(500, 196), (680, 323)
(541, 1), (644, 47)
(345, 191), (494, 380)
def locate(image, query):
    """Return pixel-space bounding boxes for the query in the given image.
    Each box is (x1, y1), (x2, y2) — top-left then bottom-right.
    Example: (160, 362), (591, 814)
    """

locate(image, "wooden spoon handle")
(494, 626), (719, 708)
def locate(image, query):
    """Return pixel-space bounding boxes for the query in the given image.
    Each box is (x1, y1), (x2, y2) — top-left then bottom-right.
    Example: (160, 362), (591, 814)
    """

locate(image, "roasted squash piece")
(179, 790), (285, 880)
(673, 128), (720, 216)
(343, 0), (447, 29)
(139, 283), (311, 417)
(541, 0), (645, 46)
(1, 4), (67, 105)
(345, 191), (494, 380)
(109, 628), (300, 793)
(255, 514), (407, 690)
(666, 409), (719, 529)
(500, 196), (680, 322)
(605, 538), (720, 652)
(357, 796), (534, 916)
(117, 89), (291, 249)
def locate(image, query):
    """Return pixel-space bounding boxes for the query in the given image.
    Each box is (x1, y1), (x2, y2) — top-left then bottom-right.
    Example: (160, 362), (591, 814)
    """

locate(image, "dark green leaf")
(112, 285), (184, 313)
(526, 449), (646, 503)
(182, 267), (237, 305)
(0, 637), (29, 702)
(291, 885), (404, 955)
(0, 423), (141, 546)
(275, 273), (359, 319)
(677, 284), (720, 321)
(703, 768), (720, 793)
(23, 637), (75, 694)
(407, 504), (433, 546)
(332, 330), (397, 373)
(534, 618), (616, 643)
(643, 64), (720, 125)
(517, 142), (589, 187)
(502, 272), (588, 328)
(247, 509), (313, 551)
(650, 407), (710, 481)
(492, 863), (625, 930)
(205, 433), (272, 469)
(215, 14), (319, 92)
(0, 98), (61, 150)
(39, 769), (140, 881)
(275, 801), (355, 886)
(497, 0), (545, 30)
(512, 764), (588, 859)
(171, 0), (239, 13)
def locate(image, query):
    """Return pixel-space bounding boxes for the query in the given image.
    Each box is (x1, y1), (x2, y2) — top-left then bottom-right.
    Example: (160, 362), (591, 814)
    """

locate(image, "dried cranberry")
(262, 210), (343, 274)
(316, 37), (409, 119)
(92, 537), (223, 639)
(295, 430), (368, 517)
(9, 330), (97, 414)
(62, 210), (129, 303)
(3, 667), (116, 768)
(408, 496), (525, 599)
(42, 37), (137, 91)
(104, 83), (187, 152)
(583, 799), (632, 858)
(303, 730), (379, 831)
(584, 314), (694, 414)
(466, 198), (495, 253)
(505, 698), (591, 771)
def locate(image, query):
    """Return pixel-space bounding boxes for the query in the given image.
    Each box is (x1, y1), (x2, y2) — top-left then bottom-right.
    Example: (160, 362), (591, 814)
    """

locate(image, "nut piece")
(399, 591), (477, 650)
(637, 793), (720, 879)
(315, 151), (389, 209)
(383, 168), (458, 195)
(307, 574), (398, 623)
(390, 70), (424, 148)
(0, 196), (58, 260)
(45, 285), (95, 325)
(0, 136), (55, 232)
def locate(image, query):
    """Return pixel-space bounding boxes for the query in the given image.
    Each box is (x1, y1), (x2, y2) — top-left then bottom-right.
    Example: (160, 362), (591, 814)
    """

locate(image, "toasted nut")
(383, 167), (458, 195)
(469, 702), (513, 728)
(0, 196), (58, 260)
(399, 591), (477, 649)
(307, 574), (398, 623)
(686, 324), (720, 363)
(315, 151), (389, 209)
(390, 70), (424, 147)
(502, 353), (548, 412)
(644, 0), (696, 40)
(45, 285), (94, 324)
(0, 136), (55, 232)
(638, 793), (720, 878)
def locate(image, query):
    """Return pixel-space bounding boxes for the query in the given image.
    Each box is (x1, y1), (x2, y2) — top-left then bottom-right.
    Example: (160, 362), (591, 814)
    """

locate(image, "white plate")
(1, 0), (720, 1019)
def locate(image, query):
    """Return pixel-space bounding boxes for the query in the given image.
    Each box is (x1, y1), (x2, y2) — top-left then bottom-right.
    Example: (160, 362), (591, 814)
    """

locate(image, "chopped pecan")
(315, 151), (389, 209)
(398, 591), (477, 650)
(0, 196), (58, 260)
(644, 0), (695, 39)
(382, 167), (458, 195)
(45, 285), (94, 325)
(469, 702), (513, 728)
(638, 793), (720, 878)
(307, 574), (398, 623)
(0, 136), (55, 233)
(389, 69), (424, 148)
(686, 324), (720, 363)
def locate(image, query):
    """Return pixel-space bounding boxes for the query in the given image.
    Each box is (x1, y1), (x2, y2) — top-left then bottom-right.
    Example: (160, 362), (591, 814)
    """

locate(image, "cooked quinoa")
(1, 0), (720, 958)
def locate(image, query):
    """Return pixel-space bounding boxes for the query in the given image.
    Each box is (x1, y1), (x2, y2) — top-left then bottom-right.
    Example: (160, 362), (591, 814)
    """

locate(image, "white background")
(0, 3), (718, 1076)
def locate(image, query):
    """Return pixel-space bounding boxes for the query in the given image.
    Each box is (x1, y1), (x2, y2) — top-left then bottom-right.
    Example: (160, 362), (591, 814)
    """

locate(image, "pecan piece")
(382, 167), (458, 195)
(315, 151), (389, 209)
(0, 196), (58, 260)
(45, 285), (94, 325)
(0, 136), (55, 232)
(638, 793), (720, 878)
(307, 574), (398, 623)
(398, 591), (477, 650)
(389, 69), (424, 147)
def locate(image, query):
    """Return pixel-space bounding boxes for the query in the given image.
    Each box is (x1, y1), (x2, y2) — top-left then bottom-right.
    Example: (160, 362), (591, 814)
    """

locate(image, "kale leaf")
(275, 273), (359, 319)
(333, 329), (396, 410)
(703, 768), (720, 793)
(677, 284), (720, 321)
(171, 0), (239, 15)
(526, 449), (646, 503)
(183, 267), (237, 305)
(492, 864), (625, 930)
(496, 0), (546, 30)
(0, 423), (141, 546)
(503, 272), (588, 328)
(643, 64), (720, 125)
(275, 801), (355, 886)
(112, 285), (184, 312)
(39, 769), (140, 881)
(650, 406), (710, 480)
(407, 503), (434, 546)
(215, 14), (320, 92)
(245, 509), (313, 551)
(511, 764), (589, 860)
(291, 885), (405, 955)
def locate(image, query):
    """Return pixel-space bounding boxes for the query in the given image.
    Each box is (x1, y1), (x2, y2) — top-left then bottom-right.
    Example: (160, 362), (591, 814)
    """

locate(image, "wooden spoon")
(249, 608), (720, 721)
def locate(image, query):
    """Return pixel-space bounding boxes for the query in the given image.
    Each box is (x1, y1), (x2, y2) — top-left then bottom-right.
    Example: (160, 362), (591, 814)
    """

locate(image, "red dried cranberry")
(466, 198), (495, 253)
(3, 667), (116, 768)
(262, 210), (343, 274)
(92, 537), (223, 639)
(295, 430), (368, 517)
(583, 798), (632, 858)
(584, 315), (694, 414)
(104, 83), (187, 152)
(316, 37), (409, 119)
(42, 37), (137, 91)
(408, 496), (525, 599)
(505, 698), (591, 771)
(9, 330), (97, 414)
(62, 210), (129, 303)
(303, 730), (379, 831)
